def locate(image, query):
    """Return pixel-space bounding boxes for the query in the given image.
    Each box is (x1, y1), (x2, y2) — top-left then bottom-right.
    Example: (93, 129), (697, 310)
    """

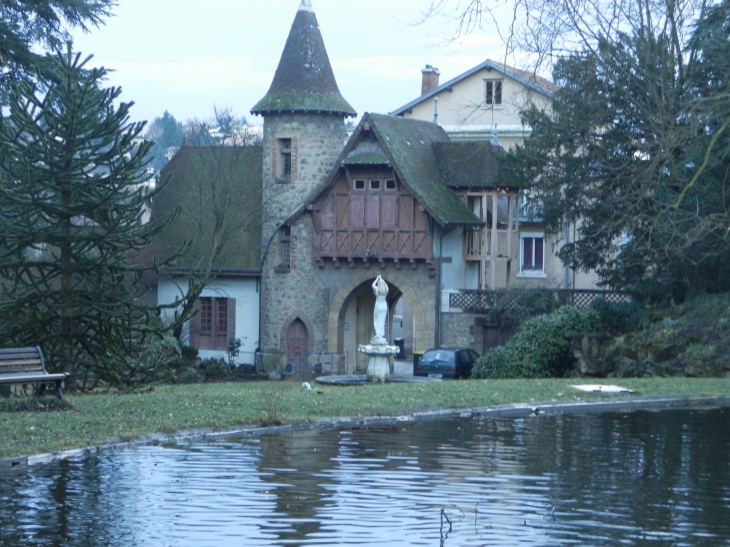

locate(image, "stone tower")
(252, 0), (356, 358)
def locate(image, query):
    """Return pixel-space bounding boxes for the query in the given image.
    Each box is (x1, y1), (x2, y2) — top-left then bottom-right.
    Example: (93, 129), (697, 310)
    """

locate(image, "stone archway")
(327, 275), (431, 371)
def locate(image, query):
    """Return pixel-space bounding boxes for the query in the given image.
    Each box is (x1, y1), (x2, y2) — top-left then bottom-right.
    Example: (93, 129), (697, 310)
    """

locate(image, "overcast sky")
(70, 0), (514, 127)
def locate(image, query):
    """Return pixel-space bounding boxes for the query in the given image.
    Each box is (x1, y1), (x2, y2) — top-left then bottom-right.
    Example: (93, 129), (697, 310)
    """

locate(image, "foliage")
(227, 337), (242, 374)
(487, 287), (562, 329)
(589, 299), (644, 335)
(420, 0), (706, 83)
(0, 47), (185, 389)
(155, 107), (262, 344)
(145, 111), (183, 171)
(180, 345), (200, 361)
(507, 3), (730, 302)
(473, 306), (601, 378)
(184, 107), (257, 147)
(0, 0), (113, 97)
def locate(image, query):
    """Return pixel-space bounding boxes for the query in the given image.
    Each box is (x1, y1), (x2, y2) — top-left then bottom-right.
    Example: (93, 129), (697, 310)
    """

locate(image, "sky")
(70, 0), (514, 128)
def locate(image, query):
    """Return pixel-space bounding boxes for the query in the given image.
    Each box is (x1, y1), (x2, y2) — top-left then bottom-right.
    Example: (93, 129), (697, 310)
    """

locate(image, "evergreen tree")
(145, 111), (183, 171)
(508, 4), (730, 302)
(0, 0), (114, 96)
(0, 47), (183, 388)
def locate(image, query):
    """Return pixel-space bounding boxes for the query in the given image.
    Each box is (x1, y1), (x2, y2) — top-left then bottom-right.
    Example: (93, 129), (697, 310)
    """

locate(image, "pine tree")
(0, 0), (114, 96)
(0, 47), (183, 388)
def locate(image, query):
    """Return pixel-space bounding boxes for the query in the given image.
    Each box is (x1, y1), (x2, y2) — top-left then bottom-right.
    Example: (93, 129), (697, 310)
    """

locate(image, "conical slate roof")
(251, 0), (356, 117)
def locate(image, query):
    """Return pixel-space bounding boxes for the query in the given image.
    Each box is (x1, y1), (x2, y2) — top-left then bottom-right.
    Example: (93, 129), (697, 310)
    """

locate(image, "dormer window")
(485, 79), (503, 107)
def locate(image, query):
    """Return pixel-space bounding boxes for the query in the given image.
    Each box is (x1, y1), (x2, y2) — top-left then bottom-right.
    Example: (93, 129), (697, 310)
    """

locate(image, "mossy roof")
(367, 114), (480, 226)
(433, 141), (502, 188)
(250, 7), (356, 117)
(153, 146), (263, 272)
(297, 113), (481, 227)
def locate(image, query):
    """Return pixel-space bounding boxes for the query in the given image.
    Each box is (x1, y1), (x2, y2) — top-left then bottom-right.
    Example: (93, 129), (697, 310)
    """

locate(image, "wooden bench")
(0, 347), (70, 400)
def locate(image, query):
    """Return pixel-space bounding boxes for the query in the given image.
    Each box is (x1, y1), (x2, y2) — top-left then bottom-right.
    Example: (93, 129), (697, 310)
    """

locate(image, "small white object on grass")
(571, 384), (634, 393)
(302, 382), (312, 390)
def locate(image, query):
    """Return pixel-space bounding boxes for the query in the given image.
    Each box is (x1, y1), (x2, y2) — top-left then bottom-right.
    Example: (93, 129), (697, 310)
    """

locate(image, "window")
(485, 79), (503, 106)
(370, 179), (381, 190)
(190, 297), (235, 350)
(278, 138), (292, 180)
(354, 179), (365, 190)
(385, 179), (396, 190)
(519, 233), (545, 276)
(280, 226), (291, 267)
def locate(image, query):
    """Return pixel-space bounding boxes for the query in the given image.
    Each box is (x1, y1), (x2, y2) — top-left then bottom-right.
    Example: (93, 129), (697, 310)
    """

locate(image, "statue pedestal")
(358, 343), (397, 382)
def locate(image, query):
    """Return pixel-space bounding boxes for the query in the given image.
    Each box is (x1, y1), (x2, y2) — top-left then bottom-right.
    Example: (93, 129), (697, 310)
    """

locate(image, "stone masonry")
(261, 113), (347, 243)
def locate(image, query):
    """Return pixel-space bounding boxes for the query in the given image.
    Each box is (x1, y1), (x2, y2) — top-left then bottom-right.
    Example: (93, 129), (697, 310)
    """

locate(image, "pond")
(1, 407), (729, 546)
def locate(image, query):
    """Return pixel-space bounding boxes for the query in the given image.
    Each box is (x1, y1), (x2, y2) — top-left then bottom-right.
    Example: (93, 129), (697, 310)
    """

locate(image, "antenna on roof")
(433, 96), (439, 125)
(491, 125), (501, 147)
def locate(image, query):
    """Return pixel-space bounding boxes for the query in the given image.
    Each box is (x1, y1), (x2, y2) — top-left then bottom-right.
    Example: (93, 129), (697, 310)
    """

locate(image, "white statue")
(372, 274), (388, 344)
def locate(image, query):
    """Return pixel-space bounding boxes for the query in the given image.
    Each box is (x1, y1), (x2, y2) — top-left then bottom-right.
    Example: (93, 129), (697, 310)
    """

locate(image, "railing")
(245, 352), (350, 380)
(448, 289), (630, 313)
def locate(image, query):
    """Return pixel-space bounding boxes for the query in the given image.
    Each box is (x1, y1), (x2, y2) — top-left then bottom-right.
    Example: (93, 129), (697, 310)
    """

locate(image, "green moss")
(251, 92), (356, 116)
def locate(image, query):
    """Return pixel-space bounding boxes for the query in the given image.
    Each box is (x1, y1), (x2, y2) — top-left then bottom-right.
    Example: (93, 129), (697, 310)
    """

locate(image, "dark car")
(413, 347), (480, 379)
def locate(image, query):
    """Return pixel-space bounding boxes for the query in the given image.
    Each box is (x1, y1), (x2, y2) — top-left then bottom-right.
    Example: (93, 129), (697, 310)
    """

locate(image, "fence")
(237, 351), (350, 380)
(448, 289), (630, 314)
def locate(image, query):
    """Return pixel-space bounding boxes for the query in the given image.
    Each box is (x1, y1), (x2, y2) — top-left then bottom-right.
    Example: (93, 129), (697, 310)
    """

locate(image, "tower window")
(278, 138), (292, 180)
(280, 226), (292, 268)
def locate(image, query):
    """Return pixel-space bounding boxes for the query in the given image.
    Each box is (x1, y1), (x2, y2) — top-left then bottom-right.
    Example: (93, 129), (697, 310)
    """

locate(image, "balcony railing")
(448, 289), (630, 313)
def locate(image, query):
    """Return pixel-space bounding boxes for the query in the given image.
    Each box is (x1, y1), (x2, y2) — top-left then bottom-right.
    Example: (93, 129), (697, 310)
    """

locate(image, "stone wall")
(261, 113), (346, 242)
(260, 214), (440, 360)
(259, 215), (330, 354)
(320, 263), (438, 355)
(440, 312), (479, 351)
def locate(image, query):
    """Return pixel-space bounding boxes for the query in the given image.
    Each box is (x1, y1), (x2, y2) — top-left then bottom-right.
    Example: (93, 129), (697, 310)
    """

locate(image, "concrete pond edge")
(3, 394), (730, 471)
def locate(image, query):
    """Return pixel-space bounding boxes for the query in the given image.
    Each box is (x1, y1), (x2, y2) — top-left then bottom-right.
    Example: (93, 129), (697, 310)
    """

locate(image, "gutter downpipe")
(437, 227), (445, 347)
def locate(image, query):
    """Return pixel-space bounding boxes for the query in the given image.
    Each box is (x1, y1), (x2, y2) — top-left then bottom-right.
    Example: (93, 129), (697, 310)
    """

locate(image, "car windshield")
(422, 350), (454, 363)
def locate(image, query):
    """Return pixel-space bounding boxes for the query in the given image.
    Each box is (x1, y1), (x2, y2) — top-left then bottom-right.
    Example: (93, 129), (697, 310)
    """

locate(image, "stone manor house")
(152, 0), (600, 373)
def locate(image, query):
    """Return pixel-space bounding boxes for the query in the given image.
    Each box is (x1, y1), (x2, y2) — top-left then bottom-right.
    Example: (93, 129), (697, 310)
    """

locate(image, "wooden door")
(482, 326), (511, 353)
(287, 319), (308, 366)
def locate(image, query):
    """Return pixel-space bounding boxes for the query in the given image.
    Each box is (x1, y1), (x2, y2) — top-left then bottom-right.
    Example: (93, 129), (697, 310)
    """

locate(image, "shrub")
(200, 358), (228, 381)
(176, 367), (203, 384)
(180, 345), (199, 361)
(487, 287), (562, 329)
(473, 306), (601, 379)
(590, 298), (643, 334)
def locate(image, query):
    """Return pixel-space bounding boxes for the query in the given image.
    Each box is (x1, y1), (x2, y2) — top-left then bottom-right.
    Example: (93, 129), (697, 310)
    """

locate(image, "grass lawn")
(1, 377), (729, 460)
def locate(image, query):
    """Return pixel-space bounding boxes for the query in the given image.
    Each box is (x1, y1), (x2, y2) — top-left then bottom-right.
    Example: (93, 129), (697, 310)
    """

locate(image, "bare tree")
(152, 107), (263, 342)
(416, 0), (709, 74)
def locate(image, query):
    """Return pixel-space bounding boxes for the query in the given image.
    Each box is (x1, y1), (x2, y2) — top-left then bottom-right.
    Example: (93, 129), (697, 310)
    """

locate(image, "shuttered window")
(189, 297), (236, 350)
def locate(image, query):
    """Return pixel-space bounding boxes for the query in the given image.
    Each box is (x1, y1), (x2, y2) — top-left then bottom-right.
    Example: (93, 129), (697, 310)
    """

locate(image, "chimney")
(421, 65), (440, 95)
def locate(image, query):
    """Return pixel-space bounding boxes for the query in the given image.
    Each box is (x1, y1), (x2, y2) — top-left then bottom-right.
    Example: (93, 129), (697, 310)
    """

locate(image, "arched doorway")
(339, 279), (402, 371)
(327, 275), (433, 372)
(286, 319), (308, 366)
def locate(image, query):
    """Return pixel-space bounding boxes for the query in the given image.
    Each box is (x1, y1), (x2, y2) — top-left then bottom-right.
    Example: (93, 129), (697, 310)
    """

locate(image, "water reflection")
(1, 408), (729, 546)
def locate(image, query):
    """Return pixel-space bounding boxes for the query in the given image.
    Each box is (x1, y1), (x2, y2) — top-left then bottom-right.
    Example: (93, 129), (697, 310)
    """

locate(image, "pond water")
(1, 407), (729, 546)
